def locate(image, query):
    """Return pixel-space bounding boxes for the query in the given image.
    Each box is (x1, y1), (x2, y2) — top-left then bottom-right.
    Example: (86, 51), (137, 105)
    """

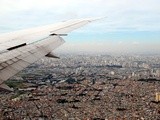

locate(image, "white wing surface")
(0, 18), (94, 85)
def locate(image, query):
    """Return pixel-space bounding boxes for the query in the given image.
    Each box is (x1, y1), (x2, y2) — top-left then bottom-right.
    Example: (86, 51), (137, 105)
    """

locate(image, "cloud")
(132, 42), (140, 45)
(0, 0), (160, 32)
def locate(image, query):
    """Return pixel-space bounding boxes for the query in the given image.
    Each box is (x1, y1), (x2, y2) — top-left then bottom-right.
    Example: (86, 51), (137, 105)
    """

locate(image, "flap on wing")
(7, 43), (27, 51)
(50, 33), (67, 36)
(45, 52), (60, 59)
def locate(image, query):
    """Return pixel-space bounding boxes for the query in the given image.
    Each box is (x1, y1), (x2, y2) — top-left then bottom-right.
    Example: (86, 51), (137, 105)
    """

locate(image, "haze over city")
(0, 0), (160, 54)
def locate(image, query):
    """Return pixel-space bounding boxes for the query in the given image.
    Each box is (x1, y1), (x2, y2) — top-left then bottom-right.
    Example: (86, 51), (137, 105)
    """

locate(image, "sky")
(0, 0), (160, 54)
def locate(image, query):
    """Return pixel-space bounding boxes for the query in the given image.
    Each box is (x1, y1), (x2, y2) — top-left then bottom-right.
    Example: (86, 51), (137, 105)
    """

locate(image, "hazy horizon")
(55, 39), (160, 54)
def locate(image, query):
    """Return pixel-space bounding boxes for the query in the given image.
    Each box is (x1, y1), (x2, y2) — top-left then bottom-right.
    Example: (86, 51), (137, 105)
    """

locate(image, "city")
(0, 54), (160, 119)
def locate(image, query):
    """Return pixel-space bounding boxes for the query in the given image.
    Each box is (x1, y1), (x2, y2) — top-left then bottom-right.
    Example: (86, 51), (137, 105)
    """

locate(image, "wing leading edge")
(0, 18), (97, 85)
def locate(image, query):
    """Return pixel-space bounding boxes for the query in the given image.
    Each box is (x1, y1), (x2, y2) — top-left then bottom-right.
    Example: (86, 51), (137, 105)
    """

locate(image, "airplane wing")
(0, 18), (96, 85)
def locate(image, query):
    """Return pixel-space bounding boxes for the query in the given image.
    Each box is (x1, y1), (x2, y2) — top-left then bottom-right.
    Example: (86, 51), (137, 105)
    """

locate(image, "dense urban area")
(0, 54), (160, 120)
